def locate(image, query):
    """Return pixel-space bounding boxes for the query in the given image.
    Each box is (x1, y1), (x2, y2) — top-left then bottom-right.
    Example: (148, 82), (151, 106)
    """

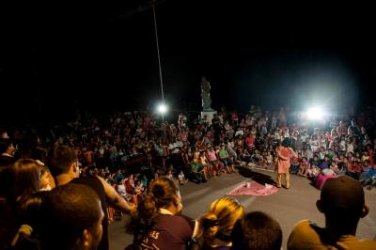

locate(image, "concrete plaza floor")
(109, 167), (376, 249)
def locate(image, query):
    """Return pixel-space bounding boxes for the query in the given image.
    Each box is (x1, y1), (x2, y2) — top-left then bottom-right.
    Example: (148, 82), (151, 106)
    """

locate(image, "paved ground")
(109, 167), (376, 250)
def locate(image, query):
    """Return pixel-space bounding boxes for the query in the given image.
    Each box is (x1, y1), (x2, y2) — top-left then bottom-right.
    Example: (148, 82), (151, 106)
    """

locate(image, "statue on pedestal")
(201, 76), (212, 111)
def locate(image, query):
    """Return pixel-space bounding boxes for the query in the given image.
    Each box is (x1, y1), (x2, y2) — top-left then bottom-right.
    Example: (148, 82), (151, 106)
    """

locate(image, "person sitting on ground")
(298, 156), (309, 176)
(231, 211), (282, 250)
(218, 144), (235, 174)
(192, 197), (244, 250)
(239, 147), (252, 166)
(189, 158), (207, 184)
(288, 175), (376, 249)
(290, 154), (301, 174)
(178, 170), (188, 185)
(199, 150), (213, 178)
(206, 145), (222, 176)
(360, 162), (376, 189)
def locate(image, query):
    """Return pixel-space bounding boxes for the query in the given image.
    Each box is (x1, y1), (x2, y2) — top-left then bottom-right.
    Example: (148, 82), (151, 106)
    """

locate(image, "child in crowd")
(265, 150), (274, 170)
(166, 168), (174, 180)
(199, 150), (213, 178)
(116, 178), (127, 200)
(178, 170), (188, 185)
(306, 158), (320, 179)
(298, 157), (309, 177)
(218, 144), (235, 174)
(134, 179), (145, 195)
(329, 160), (341, 175)
(290, 154), (301, 174)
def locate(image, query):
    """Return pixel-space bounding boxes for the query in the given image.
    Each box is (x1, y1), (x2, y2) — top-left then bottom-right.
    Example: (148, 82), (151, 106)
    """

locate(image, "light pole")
(152, 1), (166, 122)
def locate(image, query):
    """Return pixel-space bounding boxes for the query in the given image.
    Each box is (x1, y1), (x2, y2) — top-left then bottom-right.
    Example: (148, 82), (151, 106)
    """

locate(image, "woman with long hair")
(130, 177), (193, 250)
(0, 159), (44, 249)
(192, 197), (244, 249)
(9, 159), (43, 203)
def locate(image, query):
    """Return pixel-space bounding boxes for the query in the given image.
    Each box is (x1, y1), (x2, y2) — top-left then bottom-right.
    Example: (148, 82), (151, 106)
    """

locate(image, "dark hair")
(138, 177), (178, 222)
(48, 145), (77, 176)
(0, 139), (14, 154)
(132, 177), (179, 242)
(231, 211), (282, 250)
(39, 184), (103, 250)
(321, 176), (364, 219)
(282, 138), (290, 147)
(9, 159), (42, 203)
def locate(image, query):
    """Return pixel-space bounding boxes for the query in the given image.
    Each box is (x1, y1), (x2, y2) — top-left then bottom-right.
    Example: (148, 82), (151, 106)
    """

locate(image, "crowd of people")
(1, 105), (376, 249)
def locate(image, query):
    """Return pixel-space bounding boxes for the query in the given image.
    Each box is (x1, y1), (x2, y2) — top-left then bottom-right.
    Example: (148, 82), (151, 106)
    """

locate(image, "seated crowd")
(1, 105), (376, 249)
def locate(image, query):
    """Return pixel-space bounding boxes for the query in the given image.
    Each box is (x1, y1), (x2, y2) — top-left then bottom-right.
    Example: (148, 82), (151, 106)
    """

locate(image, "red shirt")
(137, 214), (193, 250)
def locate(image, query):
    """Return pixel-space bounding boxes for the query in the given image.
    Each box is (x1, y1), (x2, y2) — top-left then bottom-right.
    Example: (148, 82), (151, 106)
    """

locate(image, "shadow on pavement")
(237, 166), (276, 185)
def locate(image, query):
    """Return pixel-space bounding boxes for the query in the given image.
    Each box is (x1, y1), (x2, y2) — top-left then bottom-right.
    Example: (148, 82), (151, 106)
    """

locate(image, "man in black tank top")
(49, 145), (136, 250)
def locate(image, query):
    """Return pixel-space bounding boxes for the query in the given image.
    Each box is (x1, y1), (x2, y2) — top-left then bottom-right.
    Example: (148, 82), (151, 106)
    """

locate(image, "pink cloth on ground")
(227, 181), (279, 196)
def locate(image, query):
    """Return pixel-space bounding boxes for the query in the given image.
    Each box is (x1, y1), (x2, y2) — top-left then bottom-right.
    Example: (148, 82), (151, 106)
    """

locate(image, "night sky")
(1, 1), (376, 124)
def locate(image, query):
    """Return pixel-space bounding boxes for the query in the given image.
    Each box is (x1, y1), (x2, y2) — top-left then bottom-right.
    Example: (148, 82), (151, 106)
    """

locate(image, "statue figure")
(201, 76), (212, 111)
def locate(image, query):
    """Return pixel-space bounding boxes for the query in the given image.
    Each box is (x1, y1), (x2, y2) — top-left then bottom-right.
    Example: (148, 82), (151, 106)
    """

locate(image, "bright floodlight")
(157, 103), (168, 114)
(305, 107), (325, 121)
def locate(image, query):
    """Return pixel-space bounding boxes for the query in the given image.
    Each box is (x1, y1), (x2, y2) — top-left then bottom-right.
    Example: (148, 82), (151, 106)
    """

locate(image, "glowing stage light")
(157, 103), (168, 115)
(305, 107), (326, 121)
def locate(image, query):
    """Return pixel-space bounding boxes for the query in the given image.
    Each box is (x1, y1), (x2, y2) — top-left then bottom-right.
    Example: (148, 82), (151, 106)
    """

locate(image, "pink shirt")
(277, 146), (296, 174)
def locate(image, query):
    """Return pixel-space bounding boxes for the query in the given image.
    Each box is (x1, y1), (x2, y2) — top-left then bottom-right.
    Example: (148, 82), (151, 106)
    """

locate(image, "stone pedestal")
(201, 110), (217, 124)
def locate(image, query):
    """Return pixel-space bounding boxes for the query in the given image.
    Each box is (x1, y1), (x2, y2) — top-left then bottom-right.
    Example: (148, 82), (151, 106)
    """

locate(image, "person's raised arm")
(96, 175), (136, 214)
